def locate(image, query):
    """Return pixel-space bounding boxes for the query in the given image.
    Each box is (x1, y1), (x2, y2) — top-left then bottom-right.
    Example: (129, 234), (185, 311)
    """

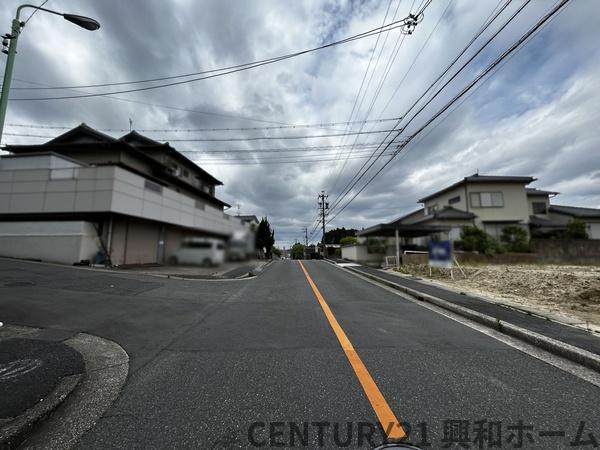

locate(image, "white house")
(0, 124), (248, 265)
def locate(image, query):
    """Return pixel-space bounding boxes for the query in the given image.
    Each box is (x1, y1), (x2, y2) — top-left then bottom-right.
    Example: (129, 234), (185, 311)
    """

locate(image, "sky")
(1, 0), (599, 247)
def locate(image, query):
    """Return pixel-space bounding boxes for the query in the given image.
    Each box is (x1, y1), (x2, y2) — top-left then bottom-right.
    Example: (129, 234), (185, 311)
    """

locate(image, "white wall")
(0, 163), (244, 237)
(341, 245), (382, 264)
(0, 221), (100, 264)
(589, 223), (600, 239)
(527, 195), (550, 216)
(0, 154), (81, 170)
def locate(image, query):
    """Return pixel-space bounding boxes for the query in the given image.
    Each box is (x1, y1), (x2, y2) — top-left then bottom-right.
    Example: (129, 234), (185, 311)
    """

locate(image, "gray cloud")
(1, 0), (598, 246)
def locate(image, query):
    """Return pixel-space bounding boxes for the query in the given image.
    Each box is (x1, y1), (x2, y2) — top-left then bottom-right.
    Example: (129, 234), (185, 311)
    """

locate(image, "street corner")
(0, 328), (85, 449)
(0, 324), (130, 449)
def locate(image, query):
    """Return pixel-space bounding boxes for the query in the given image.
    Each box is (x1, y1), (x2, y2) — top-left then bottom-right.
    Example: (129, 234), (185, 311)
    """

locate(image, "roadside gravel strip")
(330, 262), (600, 374)
(0, 325), (129, 449)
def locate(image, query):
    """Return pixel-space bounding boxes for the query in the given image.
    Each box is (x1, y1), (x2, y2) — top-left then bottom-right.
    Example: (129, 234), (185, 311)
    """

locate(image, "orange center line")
(298, 261), (406, 440)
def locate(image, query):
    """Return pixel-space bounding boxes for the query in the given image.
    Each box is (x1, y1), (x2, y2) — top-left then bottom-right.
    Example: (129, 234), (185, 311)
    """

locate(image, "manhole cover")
(0, 359), (43, 380)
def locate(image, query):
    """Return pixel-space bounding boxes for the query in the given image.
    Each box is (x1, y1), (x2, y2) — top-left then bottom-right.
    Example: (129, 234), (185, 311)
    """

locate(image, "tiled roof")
(550, 205), (600, 218)
(418, 173), (536, 202)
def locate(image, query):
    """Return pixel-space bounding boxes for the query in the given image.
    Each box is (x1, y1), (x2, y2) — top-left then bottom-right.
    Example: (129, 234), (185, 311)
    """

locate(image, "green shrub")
(459, 226), (504, 256)
(565, 218), (589, 239)
(291, 243), (305, 259)
(367, 237), (385, 254)
(500, 225), (530, 252)
(339, 236), (358, 246)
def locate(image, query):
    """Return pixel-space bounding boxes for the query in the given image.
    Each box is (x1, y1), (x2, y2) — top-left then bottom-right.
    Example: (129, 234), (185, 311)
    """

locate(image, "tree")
(565, 218), (589, 239)
(500, 225), (530, 252)
(339, 236), (358, 246)
(459, 226), (503, 256)
(291, 242), (305, 259)
(272, 247), (282, 258)
(255, 217), (275, 258)
(323, 227), (358, 244)
(366, 237), (386, 254)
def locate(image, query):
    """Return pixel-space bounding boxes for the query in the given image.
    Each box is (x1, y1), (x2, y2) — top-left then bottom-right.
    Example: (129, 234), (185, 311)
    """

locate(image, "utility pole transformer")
(318, 191), (329, 257)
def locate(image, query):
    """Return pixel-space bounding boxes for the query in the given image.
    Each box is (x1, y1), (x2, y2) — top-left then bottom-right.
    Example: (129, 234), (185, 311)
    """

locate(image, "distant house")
(364, 173), (599, 245)
(0, 124), (247, 265)
(237, 215), (259, 230)
(547, 205), (600, 238)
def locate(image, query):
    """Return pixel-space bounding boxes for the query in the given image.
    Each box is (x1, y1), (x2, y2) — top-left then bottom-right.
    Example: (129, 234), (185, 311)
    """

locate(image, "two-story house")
(0, 124), (248, 265)
(392, 173), (599, 242)
(408, 174), (536, 240)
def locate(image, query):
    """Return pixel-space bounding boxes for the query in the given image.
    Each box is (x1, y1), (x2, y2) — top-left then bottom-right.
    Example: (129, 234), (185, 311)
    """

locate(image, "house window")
(448, 195), (460, 205)
(144, 179), (163, 194)
(470, 192), (503, 208)
(183, 169), (189, 178)
(426, 204), (438, 215)
(532, 202), (547, 214)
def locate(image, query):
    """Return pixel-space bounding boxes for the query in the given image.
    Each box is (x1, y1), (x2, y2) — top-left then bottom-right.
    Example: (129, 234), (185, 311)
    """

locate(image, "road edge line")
(341, 265), (600, 374)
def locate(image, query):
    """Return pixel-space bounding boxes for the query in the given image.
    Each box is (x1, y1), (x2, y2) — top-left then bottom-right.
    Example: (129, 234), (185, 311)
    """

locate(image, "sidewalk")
(119, 259), (270, 280)
(347, 264), (600, 356)
(0, 326), (84, 448)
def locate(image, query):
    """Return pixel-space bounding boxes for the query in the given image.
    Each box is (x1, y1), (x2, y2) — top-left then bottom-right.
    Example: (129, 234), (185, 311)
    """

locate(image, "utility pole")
(318, 190), (329, 257)
(302, 227), (308, 247)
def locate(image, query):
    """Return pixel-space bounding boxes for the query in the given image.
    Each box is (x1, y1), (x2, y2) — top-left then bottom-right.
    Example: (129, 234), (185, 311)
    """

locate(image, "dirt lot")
(394, 264), (600, 332)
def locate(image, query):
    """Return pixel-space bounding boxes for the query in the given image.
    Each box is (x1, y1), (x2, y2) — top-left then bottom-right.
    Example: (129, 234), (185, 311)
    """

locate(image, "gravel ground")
(394, 264), (600, 332)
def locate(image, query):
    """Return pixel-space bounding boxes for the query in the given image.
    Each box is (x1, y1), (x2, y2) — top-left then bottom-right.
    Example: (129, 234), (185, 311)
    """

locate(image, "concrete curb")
(344, 265), (600, 374)
(0, 326), (129, 450)
(0, 374), (82, 449)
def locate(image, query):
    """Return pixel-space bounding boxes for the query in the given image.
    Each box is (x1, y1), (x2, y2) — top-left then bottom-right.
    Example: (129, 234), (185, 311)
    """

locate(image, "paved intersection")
(0, 258), (598, 448)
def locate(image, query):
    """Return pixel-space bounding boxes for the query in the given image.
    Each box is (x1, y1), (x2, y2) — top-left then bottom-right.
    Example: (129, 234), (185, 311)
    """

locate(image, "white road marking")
(331, 262), (600, 388)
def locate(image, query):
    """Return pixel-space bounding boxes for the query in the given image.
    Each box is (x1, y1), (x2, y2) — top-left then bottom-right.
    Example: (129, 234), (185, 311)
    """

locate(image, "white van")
(170, 238), (225, 266)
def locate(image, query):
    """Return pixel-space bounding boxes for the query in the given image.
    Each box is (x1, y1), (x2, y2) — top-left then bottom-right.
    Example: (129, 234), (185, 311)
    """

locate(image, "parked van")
(227, 229), (254, 261)
(170, 238), (225, 266)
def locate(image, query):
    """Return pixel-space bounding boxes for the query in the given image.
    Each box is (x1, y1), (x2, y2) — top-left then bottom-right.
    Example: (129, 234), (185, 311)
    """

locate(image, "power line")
(190, 146), (406, 161)
(331, 0), (516, 212)
(179, 143), (385, 154)
(5, 78), (348, 132)
(23, 0), (49, 25)
(406, 0), (567, 153)
(10, 13), (427, 101)
(328, 0), (520, 214)
(4, 116), (402, 133)
(327, 0), (397, 183)
(329, 0), (415, 194)
(326, 0), (572, 225)
(3, 128), (399, 142)
(196, 152), (397, 165)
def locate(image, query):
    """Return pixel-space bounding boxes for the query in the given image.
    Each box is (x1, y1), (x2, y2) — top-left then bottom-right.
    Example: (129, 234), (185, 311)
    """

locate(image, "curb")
(0, 326), (129, 449)
(343, 265), (600, 374)
(0, 374), (82, 449)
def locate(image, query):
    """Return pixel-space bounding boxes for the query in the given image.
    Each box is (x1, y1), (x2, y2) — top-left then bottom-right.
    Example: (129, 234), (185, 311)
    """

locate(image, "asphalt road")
(0, 258), (599, 449)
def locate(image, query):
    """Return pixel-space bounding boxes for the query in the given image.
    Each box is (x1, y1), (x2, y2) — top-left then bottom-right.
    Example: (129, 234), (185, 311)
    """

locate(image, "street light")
(0, 4), (100, 142)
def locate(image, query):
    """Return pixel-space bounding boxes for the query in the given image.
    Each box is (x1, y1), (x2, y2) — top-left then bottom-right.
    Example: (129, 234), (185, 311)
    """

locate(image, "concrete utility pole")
(303, 227), (308, 247)
(318, 191), (329, 257)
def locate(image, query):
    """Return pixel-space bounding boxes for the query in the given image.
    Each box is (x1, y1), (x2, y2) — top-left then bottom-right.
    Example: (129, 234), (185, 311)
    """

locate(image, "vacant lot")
(394, 264), (600, 332)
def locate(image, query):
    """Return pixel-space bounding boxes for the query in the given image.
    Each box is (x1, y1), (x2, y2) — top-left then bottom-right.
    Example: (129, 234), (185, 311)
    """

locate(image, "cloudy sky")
(1, 0), (599, 246)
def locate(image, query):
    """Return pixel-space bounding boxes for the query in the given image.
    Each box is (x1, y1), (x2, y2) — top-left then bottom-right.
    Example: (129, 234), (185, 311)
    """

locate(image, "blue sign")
(428, 240), (453, 268)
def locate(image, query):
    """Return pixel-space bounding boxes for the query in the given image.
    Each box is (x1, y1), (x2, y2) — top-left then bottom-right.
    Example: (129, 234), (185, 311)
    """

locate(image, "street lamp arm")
(15, 4), (64, 21)
(0, 4), (100, 144)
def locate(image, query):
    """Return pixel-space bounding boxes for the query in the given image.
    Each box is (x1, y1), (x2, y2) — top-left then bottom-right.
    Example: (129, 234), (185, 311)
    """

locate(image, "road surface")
(0, 258), (598, 448)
